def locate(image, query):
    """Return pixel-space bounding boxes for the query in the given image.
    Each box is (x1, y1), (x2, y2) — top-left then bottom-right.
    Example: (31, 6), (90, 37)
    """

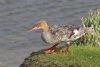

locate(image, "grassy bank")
(20, 45), (100, 67)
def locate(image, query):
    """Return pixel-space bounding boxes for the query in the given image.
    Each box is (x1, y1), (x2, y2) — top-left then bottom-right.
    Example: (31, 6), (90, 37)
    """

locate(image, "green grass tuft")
(78, 9), (100, 46)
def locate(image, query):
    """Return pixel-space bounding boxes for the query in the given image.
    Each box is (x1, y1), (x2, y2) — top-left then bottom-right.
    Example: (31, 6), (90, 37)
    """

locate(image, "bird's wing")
(50, 24), (82, 42)
(50, 25), (74, 39)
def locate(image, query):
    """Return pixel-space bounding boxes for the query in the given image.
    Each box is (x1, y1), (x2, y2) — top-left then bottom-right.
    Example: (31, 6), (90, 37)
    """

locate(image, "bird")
(27, 20), (92, 54)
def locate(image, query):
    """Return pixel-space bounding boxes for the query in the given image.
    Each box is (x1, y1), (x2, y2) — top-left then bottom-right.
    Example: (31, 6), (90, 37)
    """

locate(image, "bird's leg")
(43, 43), (58, 53)
(59, 42), (70, 54)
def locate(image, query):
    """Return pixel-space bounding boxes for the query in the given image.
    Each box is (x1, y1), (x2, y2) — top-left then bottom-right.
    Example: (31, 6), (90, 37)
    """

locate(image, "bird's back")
(49, 24), (81, 42)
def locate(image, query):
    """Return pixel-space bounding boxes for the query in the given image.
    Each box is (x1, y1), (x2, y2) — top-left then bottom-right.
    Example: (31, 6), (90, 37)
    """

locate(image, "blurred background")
(0, 0), (100, 67)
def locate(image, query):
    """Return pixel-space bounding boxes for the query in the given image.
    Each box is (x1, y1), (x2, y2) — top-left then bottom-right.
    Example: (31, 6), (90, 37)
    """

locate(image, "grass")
(20, 45), (100, 67)
(81, 9), (100, 46)
(81, 9), (100, 33)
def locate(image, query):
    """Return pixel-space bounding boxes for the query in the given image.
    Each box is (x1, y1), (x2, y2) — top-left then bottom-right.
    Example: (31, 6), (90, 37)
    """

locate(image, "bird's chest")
(41, 31), (52, 44)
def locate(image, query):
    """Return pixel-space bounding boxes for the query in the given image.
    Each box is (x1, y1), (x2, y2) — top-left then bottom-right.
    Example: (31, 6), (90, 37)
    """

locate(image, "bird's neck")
(42, 27), (48, 31)
(41, 29), (53, 44)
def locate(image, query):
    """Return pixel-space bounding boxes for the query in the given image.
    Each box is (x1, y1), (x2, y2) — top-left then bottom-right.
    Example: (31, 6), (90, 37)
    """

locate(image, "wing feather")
(49, 24), (81, 42)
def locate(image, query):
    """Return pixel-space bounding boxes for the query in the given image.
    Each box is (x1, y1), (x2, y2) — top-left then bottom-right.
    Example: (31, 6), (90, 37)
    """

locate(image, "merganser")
(28, 20), (92, 53)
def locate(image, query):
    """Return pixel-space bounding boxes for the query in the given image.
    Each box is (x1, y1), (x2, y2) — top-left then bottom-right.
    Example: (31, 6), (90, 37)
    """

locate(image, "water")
(0, 0), (100, 67)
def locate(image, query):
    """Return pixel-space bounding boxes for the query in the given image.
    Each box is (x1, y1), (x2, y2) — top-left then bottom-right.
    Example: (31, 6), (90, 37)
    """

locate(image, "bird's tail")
(67, 25), (100, 46)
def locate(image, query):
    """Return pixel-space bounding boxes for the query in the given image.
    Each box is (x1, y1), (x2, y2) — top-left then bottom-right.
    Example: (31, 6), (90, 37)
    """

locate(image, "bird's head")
(27, 20), (48, 32)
